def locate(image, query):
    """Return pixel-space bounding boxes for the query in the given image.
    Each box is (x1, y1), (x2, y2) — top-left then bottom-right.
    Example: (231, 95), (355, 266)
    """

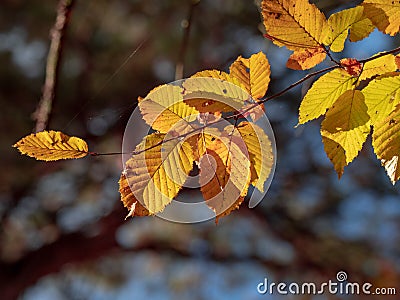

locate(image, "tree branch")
(33, 0), (75, 132)
(175, 0), (200, 80)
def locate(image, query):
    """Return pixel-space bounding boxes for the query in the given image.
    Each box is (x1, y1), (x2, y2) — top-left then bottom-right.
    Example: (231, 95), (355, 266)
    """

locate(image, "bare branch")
(175, 0), (200, 80)
(33, 0), (75, 132)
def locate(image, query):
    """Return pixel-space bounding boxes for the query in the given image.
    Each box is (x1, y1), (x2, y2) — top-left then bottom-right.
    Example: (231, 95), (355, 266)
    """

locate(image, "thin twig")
(359, 46), (400, 63)
(323, 45), (340, 66)
(33, 0), (75, 132)
(225, 64), (339, 120)
(175, 0), (200, 80)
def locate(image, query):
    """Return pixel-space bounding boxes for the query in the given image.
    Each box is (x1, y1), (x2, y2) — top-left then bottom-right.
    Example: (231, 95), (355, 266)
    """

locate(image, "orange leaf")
(198, 132), (251, 222)
(340, 58), (363, 76)
(286, 47), (326, 70)
(119, 174), (150, 218)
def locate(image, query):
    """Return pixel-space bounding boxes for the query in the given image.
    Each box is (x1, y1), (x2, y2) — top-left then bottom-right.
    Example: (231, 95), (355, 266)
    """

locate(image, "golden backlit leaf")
(349, 15), (375, 42)
(187, 127), (222, 162)
(183, 71), (248, 113)
(322, 6), (364, 52)
(299, 69), (357, 124)
(286, 47), (326, 70)
(362, 73), (400, 124)
(261, 0), (327, 51)
(363, 0), (400, 36)
(229, 52), (271, 100)
(138, 84), (199, 134)
(235, 122), (274, 192)
(359, 54), (397, 81)
(123, 133), (194, 214)
(321, 90), (371, 177)
(322, 137), (347, 177)
(13, 130), (88, 161)
(372, 105), (400, 184)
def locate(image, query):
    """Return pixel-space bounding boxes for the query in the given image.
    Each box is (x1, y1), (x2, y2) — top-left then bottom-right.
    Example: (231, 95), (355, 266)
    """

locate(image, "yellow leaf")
(13, 130), (88, 161)
(229, 52), (271, 100)
(261, 0), (327, 51)
(235, 122), (274, 192)
(349, 15), (375, 42)
(119, 174), (150, 218)
(362, 73), (400, 124)
(187, 127), (222, 162)
(359, 54), (397, 81)
(183, 70), (248, 113)
(286, 47), (326, 70)
(322, 6), (364, 52)
(123, 133), (194, 214)
(395, 54), (400, 69)
(362, 0), (400, 36)
(299, 69), (357, 124)
(198, 131), (251, 221)
(321, 90), (371, 177)
(138, 84), (199, 134)
(372, 105), (400, 183)
(321, 137), (347, 177)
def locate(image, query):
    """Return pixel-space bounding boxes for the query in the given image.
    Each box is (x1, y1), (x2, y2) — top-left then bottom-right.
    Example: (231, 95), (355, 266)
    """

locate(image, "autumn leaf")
(363, 73), (400, 124)
(396, 54), (400, 69)
(359, 54), (397, 81)
(122, 133), (194, 214)
(229, 52), (271, 100)
(187, 127), (222, 162)
(138, 84), (199, 134)
(321, 90), (371, 177)
(199, 132), (251, 222)
(322, 6), (365, 52)
(322, 137), (347, 177)
(363, 0), (400, 36)
(372, 105), (400, 184)
(119, 174), (150, 218)
(299, 69), (357, 124)
(261, 0), (327, 51)
(13, 130), (88, 161)
(340, 58), (363, 76)
(183, 70), (248, 113)
(286, 47), (326, 70)
(349, 15), (375, 42)
(235, 122), (274, 192)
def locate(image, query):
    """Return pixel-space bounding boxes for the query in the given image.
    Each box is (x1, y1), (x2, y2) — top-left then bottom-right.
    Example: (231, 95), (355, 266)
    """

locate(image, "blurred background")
(1, 0), (399, 299)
